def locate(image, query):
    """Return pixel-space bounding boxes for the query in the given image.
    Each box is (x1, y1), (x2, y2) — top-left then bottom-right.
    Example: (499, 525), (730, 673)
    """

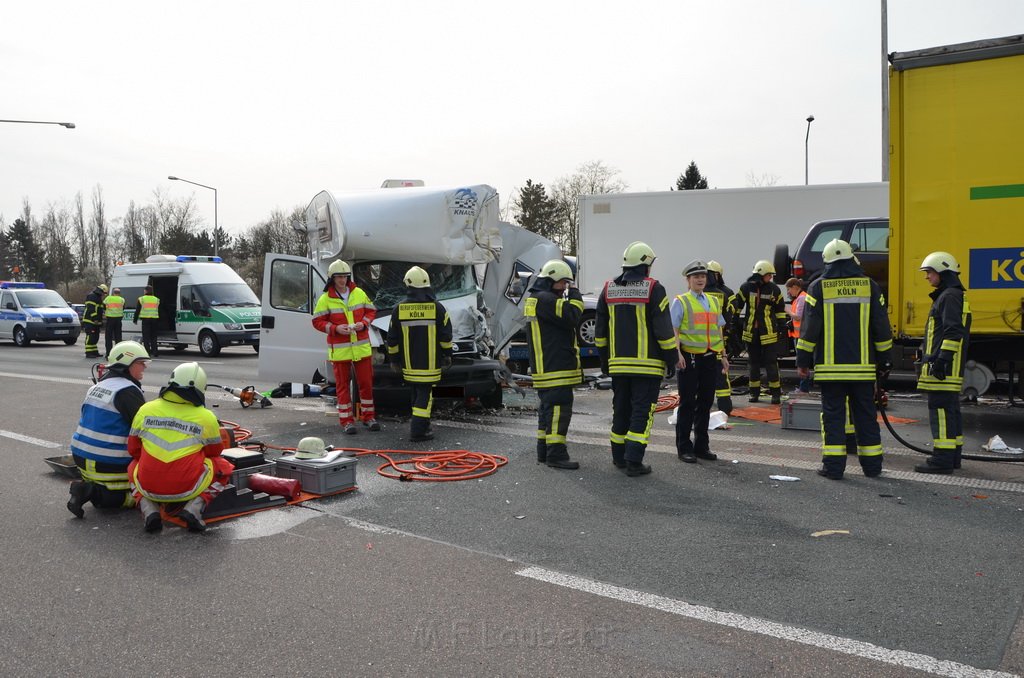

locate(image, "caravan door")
(259, 254), (329, 383)
(482, 223), (563, 352)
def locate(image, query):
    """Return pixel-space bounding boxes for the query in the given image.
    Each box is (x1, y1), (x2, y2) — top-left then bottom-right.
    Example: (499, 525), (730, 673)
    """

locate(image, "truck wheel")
(13, 326), (30, 347)
(480, 382), (503, 409)
(577, 310), (597, 347)
(63, 337), (77, 345)
(773, 244), (791, 280)
(252, 343), (260, 354)
(198, 330), (221, 357)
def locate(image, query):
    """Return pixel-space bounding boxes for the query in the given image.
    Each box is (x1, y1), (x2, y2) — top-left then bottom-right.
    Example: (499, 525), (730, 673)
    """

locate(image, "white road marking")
(0, 371), (93, 386)
(0, 429), (62, 448)
(516, 566), (1017, 678)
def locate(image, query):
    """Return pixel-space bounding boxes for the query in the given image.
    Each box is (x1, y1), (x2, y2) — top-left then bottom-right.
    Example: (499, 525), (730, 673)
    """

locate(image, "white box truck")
(577, 183), (889, 297)
(258, 184), (561, 407)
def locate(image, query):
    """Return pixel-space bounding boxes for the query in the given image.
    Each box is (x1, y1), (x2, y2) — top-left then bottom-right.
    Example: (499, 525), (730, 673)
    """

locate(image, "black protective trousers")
(820, 381), (882, 477)
(410, 383), (434, 437)
(746, 337), (780, 396)
(83, 323), (101, 355)
(537, 386), (574, 462)
(610, 376), (662, 464)
(675, 353), (719, 456)
(104, 319), (122, 357)
(140, 318), (159, 357)
(925, 391), (961, 470)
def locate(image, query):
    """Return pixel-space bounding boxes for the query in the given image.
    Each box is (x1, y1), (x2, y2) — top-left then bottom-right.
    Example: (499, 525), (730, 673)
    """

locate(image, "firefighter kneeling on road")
(387, 266), (453, 443)
(596, 242), (677, 477)
(128, 362), (231, 533)
(795, 239), (893, 480)
(525, 259), (584, 470)
(67, 341), (150, 518)
(915, 251), (972, 475)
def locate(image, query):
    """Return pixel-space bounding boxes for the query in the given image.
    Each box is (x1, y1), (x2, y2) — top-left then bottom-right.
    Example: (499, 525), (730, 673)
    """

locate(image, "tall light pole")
(0, 119), (76, 128)
(804, 115), (815, 185)
(168, 175), (219, 256)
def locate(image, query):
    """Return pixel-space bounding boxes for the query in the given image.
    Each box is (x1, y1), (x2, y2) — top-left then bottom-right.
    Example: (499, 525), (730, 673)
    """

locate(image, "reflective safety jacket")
(705, 279), (735, 326)
(103, 295), (125, 319)
(137, 295), (160, 320)
(918, 277), (972, 393)
(795, 261), (893, 382)
(83, 287), (105, 325)
(525, 284), (584, 389)
(729, 276), (787, 344)
(788, 291), (807, 339)
(673, 292), (725, 355)
(595, 271), (676, 377)
(71, 371), (145, 489)
(312, 283), (376, 362)
(386, 291), (453, 384)
(128, 391), (226, 503)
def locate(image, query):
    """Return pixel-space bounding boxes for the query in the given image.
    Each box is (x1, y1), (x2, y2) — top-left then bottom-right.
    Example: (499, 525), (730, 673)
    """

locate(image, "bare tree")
(90, 185), (110, 275)
(745, 171), (781, 187)
(73, 192), (91, 271)
(40, 202), (76, 295)
(550, 160), (628, 255)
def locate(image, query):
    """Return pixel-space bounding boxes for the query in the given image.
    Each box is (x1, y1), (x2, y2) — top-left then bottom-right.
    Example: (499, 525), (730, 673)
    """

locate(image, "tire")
(13, 326), (30, 347)
(773, 244), (791, 280)
(198, 330), (221, 357)
(252, 343), (260, 354)
(577, 310), (597, 347)
(63, 337), (77, 345)
(480, 381), (503, 409)
(172, 343), (187, 353)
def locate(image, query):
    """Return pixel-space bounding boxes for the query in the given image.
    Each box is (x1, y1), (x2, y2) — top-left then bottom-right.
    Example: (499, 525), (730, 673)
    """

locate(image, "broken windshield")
(352, 262), (474, 311)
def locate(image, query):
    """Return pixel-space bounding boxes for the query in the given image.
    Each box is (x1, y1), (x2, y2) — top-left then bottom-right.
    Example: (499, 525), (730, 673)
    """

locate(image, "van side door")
(259, 254), (329, 383)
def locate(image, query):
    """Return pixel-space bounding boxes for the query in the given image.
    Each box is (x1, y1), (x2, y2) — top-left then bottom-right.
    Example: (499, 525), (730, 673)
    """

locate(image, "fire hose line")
(656, 393), (680, 413)
(876, 402), (1024, 463)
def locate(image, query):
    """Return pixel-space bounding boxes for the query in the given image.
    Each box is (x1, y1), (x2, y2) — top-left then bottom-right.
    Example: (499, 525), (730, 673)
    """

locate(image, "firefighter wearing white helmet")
(704, 260), (737, 414)
(671, 260), (730, 464)
(127, 362), (230, 533)
(914, 251), (972, 475)
(727, 258), (787, 403)
(796, 239), (893, 480)
(525, 259), (584, 469)
(67, 340), (151, 518)
(313, 259), (381, 434)
(387, 265), (453, 442)
(595, 242), (677, 476)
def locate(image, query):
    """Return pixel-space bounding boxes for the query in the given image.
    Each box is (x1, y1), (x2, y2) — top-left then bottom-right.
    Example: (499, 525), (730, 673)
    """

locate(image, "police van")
(0, 282), (82, 346)
(109, 255), (261, 356)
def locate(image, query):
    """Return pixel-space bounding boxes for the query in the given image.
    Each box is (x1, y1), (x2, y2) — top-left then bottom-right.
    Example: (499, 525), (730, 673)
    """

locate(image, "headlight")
(26, 315), (44, 323)
(223, 323), (242, 330)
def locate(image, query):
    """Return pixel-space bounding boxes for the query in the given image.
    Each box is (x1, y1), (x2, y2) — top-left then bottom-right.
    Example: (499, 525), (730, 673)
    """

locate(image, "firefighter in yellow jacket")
(525, 259), (584, 470)
(915, 251), (972, 475)
(386, 266), (452, 442)
(595, 242), (677, 477)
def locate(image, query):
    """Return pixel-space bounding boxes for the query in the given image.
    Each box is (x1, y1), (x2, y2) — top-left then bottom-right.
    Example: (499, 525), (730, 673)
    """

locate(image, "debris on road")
(811, 529), (851, 538)
(769, 475), (801, 482)
(982, 435), (1022, 454)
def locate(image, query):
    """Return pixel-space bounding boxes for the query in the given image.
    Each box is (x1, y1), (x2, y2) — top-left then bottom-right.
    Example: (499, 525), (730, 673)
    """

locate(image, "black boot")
(716, 396), (734, 416)
(67, 481), (94, 518)
(748, 387), (760, 403)
(916, 451), (955, 474)
(611, 441), (626, 470)
(770, 387), (782, 405)
(537, 439), (547, 465)
(914, 462), (954, 475)
(954, 445), (962, 470)
(545, 444), (579, 470)
(626, 461), (652, 476)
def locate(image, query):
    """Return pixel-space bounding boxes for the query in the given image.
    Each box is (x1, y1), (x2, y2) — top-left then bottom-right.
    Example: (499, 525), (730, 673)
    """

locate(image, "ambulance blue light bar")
(0, 281), (46, 289)
(175, 256), (223, 263)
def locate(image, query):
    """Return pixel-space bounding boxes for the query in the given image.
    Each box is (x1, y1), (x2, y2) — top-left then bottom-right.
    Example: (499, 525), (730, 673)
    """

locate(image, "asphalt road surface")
(2, 342), (1023, 677)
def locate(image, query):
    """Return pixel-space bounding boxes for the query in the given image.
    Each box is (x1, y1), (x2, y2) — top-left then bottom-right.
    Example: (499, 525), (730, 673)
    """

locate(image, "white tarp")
(304, 184), (502, 266)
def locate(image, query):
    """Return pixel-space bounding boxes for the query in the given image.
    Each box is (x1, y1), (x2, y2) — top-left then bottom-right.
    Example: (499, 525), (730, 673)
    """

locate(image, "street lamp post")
(168, 175), (219, 256)
(804, 115), (815, 185)
(0, 119), (76, 129)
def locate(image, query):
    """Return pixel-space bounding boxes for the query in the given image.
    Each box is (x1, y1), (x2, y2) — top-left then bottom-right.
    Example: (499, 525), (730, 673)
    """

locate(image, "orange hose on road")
(656, 393), (679, 413)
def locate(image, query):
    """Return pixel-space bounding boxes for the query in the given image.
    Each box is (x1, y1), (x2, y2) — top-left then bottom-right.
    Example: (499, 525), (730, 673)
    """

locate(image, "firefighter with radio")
(102, 287), (125, 358)
(672, 260), (729, 464)
(386, 266), (453, 443)
(82, 283), (108, 358)
(705, 260), (735, 414)
(729, 260), (787, 404)
(915, 251), (972, 475)
(67, 341), (150, 518)
(313, 260), (380, 434)
(524, 259), (584, 470)
(128, 362), (231, 533)
(795, 239), (893, 480)
(595, 241), (677, 477)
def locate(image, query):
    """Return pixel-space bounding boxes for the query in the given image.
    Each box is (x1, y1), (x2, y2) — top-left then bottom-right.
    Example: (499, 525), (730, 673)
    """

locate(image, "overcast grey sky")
(3, 1), (1022, 234)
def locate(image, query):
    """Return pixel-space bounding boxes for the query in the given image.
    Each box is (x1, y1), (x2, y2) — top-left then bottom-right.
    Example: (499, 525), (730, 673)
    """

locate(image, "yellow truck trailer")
(889, 34), (1024, 396)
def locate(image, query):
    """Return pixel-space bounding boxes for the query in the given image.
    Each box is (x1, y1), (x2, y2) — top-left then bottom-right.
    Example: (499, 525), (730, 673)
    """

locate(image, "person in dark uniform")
(672, 260), (729, 464)
(82, 283), (107, 358)
(796, 239), (893, 480)
(704, 260), (735, 414)
(595, 241), (677, 477)
(386, 266), (453, 442)
(525, 259), (584, 470)
(914, 251), (972, 475)
(729, 260), (787, 404)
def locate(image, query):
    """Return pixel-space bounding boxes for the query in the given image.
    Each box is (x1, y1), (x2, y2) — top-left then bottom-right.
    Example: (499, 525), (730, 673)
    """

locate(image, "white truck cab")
(259, 184), (561, 407)
(110, 255), (261, 356)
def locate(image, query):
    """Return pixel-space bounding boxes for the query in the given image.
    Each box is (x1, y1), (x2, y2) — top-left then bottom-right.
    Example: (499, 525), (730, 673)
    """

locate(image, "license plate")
(54, 330), (69, 335)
